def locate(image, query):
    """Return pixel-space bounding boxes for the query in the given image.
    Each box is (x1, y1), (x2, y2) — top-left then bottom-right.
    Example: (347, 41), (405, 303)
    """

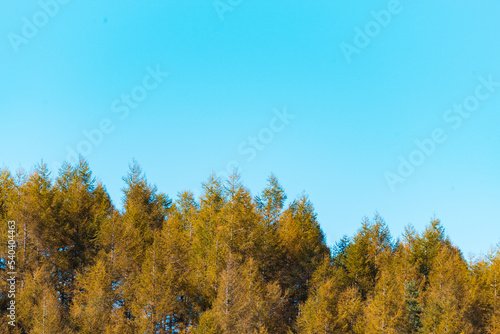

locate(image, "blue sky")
(1, 0), (499, 257)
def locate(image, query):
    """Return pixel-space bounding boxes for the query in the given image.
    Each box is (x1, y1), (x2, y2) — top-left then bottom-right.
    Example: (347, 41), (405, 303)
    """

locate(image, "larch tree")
(255, 175), (287, 283)
(17, 267), (67, 334)
(278, 195), (329, 327)
(364, 248), (404, 334)
(191, 174), (227, 311)
(486, 250), (500, 334)
(421, 245), (472, 334)
(1, 160), (498, 333)
(410, 219), (449, 282)
(336, 285), (365, 334)
(71, 258), (115, 334)
(48, 159), (112, 308)
(344, 214), (392, 299)
(296, 257), (347, 334)
(119, 161), (172, 326)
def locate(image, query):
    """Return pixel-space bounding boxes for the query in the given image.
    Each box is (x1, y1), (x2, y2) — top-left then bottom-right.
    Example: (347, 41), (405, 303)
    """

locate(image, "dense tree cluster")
(0, 159), (499, 333)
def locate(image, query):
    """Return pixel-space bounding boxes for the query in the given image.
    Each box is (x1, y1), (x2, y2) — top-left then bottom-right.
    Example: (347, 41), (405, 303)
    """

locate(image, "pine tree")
(333, 235), (350, 270)
(0, 168), (15, 222)
(404, 280), (423, 333)
(255, 174), (286, 227)
(162, 194), (198, 332)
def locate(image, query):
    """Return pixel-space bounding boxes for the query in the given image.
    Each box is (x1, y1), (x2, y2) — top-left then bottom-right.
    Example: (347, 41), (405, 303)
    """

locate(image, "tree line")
(0, 159), (499, 333)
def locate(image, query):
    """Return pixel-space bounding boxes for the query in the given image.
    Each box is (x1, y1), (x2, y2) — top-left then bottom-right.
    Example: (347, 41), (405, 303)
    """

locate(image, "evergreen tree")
(404, 280), (423, 333)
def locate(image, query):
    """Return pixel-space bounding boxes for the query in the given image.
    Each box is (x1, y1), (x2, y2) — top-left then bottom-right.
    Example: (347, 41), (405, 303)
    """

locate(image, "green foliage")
(404, 280), (423, 333)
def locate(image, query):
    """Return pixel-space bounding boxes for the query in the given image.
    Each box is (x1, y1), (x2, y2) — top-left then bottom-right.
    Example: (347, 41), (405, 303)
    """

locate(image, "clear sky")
(1, 0), (499, 258)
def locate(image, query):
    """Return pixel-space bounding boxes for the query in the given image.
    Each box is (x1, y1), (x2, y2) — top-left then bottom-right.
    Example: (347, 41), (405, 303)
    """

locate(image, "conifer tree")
(121, 161), (171, 269)
(255, 175), (287, 282)
(486, 250), (500, 334)
(344, 214), (392, 299)
(421, 245), (472, 333)
(404, 280), (423, 333)
(278, 195), (329, 326)
(296, 258), (347, 334)
(2, 160), (499, 333)
(410, 219), (449, 281)
(464, 255), (493, 333)
(119, 161), (172, 327)
(71, 258), (114, 333)
(191, 174), (227, 310)
(336, 286), (364, 334)
(364, 248), (404, 334)
(162, 194), (198, 332)
(212, 253), (243, 334)
(222, 173), (261, 260)
(18, 267), (67, 334)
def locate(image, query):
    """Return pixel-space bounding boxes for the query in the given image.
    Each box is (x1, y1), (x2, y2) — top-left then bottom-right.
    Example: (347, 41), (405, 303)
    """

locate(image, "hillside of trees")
(0, 159), (499, 333)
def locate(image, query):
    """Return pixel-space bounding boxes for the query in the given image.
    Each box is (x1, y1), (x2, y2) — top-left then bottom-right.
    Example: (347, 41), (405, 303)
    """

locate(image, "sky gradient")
(1, 0), (499, 257)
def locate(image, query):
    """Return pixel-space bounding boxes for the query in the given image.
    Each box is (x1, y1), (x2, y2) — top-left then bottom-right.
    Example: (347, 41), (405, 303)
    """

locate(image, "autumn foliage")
(0, 160), (499, 333)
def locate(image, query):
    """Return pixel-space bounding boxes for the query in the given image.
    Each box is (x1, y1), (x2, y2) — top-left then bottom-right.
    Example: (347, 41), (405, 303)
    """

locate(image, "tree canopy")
(0, 160), (498, 333)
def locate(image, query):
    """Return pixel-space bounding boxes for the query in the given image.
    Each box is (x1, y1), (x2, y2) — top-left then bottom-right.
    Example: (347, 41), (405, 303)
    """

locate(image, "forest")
(0, 159), (499, 334)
